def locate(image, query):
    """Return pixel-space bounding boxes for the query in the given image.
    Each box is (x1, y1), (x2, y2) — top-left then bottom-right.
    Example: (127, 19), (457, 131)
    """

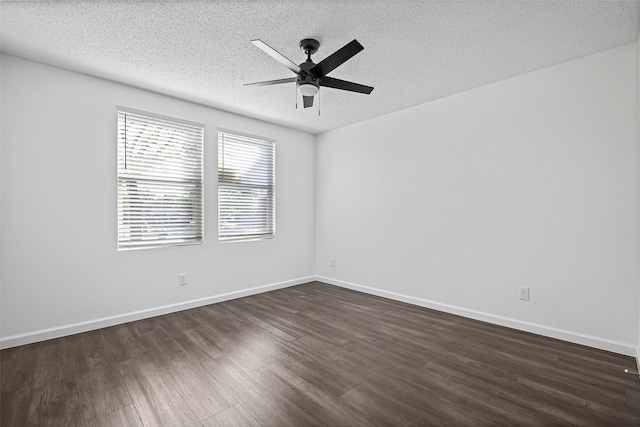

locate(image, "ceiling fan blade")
(251, 40), (301, 74)
(303, 95), (314, 108)
(244, 77), (297, 87)
(320, 76), (374, 94)
(309, 39), (364, 77)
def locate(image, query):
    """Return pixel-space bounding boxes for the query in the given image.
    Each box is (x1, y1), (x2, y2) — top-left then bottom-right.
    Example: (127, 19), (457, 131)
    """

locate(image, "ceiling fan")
(245, 38), (374, 108)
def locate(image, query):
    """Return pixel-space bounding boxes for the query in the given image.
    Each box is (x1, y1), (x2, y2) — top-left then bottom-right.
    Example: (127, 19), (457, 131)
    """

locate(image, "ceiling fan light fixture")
(298, 83), (319, 96)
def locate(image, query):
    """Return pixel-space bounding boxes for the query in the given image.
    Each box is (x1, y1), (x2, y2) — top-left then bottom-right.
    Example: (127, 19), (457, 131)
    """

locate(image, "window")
(117, 108), (204, 250)
(218, 130), (275, 242)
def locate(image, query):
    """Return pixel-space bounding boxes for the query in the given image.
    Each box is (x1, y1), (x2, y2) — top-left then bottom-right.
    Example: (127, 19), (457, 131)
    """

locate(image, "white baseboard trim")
(316, 276), (637, 357)
(0, 276), (315, 350)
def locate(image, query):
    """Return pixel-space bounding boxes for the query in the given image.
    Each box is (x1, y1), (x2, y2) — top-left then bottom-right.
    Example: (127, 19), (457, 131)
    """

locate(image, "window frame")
(117, 106), (204, 251)
(217, 128), (276, 243)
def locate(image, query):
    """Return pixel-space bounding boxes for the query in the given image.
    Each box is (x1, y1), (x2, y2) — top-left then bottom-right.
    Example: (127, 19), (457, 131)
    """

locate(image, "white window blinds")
(117, 109), (204, 250)
(218, 130), (275, 242)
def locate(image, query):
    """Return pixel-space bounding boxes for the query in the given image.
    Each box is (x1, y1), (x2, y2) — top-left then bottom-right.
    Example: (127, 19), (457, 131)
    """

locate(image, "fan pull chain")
(318, 90), (320, 116)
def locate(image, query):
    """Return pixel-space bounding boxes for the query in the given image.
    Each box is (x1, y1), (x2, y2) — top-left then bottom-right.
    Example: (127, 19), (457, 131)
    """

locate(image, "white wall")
(0, 54), (315, 344)
(316, 43), (639, 355)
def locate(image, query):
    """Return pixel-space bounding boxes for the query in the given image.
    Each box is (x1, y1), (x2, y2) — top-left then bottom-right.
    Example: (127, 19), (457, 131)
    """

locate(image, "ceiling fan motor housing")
(297, 60), (320, 94)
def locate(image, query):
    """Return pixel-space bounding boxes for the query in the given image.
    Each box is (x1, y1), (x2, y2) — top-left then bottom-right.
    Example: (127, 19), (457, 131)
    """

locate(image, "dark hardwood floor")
(1, 281), (639, 426)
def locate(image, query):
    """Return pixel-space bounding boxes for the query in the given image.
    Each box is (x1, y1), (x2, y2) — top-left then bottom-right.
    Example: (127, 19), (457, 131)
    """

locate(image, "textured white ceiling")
(1, 1), (639, 134)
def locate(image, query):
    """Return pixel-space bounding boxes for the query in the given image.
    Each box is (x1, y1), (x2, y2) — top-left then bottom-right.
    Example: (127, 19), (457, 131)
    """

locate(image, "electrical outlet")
(178, 273), (187, 286)
(330, 258), (336, 267)
(519, 286), (529, 301)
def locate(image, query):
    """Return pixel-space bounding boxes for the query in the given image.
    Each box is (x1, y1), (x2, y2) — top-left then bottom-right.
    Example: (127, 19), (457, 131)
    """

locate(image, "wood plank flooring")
(1, 281), (639, 426)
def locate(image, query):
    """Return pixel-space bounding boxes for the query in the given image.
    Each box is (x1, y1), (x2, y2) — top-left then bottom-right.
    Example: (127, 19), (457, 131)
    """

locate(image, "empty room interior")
(2, 1), (640, 426)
